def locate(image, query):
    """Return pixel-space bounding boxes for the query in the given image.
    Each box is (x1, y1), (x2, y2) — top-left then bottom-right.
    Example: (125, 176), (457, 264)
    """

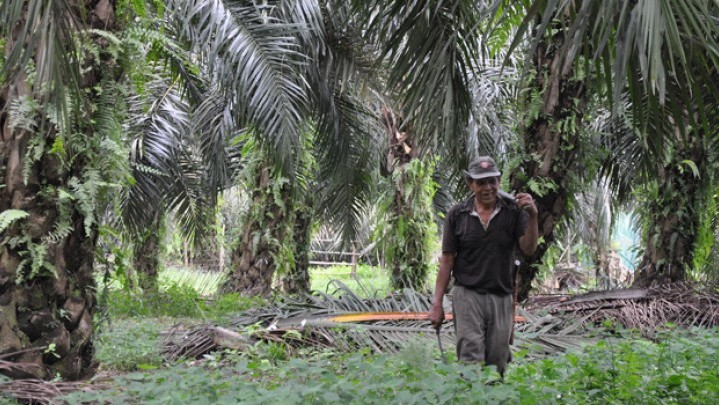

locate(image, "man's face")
(469, 176), (500, 205)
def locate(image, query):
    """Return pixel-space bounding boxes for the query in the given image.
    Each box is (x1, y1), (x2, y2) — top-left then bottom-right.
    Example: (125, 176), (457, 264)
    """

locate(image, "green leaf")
(50, 136), (66, 157)
(0, 209), (30, 233)
(679, 160), (700, 178)
(137, 363), (160, 370)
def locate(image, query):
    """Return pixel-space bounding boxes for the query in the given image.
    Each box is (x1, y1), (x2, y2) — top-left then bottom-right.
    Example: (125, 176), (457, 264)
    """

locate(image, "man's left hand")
(515, 192), (538, 217)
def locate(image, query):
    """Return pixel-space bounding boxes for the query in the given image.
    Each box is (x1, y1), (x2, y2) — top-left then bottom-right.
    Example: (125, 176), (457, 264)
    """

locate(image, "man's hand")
(517, 192), (539, 256)
(429, 302), (445, 330)
(515, 192), (538, 217)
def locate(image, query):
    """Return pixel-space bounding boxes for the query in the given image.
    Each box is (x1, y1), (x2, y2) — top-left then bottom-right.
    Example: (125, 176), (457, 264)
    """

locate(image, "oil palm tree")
(122, 73), (224, 292)
(162, 0), (386, 296)
(495, 0), (719, 299)
(601, 92), (719, 287)
(347, 1), (496, 290)
(0, 0), (128, 379)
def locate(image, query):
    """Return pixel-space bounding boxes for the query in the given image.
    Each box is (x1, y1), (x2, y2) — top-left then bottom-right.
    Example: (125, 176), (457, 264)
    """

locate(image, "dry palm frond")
(163, 325), (252, 362)
(524, 283), (719, 336)
(0, 379), (108, 405)
(0, 359), (44, 380)
(163, 282), (597, 360)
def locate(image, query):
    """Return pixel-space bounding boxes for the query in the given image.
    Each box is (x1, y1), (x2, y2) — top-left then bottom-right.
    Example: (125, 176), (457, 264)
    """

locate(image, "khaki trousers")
(452, 286), (513, 375)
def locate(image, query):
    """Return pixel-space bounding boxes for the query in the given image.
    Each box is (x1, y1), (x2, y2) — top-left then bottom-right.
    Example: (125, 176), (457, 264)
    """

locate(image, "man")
(429, 156), (538, 376)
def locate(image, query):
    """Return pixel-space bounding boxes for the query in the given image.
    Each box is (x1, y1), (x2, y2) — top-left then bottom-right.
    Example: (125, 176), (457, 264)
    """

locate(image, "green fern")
(0, 209), (29, 234)
(16, 242), (56, 283)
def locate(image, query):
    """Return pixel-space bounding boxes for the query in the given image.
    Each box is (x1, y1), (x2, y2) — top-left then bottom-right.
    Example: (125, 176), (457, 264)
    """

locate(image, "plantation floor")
(2, 315), (719, 404)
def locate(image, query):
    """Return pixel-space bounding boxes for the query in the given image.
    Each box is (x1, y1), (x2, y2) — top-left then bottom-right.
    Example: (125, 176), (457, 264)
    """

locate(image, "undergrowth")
(100, 283), (263, 319)
(64, 327), (719, 404)
(94, 318), (167, 372)
(311, 264), (404, 298)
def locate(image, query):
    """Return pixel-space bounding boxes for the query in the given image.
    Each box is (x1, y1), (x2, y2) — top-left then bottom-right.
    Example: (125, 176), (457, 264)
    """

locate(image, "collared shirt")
(470, 204), (501, 230)
(442, 194), (528, 295)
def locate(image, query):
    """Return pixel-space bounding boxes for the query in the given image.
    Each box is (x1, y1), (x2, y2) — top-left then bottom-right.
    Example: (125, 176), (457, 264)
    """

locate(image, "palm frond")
(168, 0), (310, 172)
(526, 283), (719, 335)
(124, 22), (207, 104)
(314, 91), (385, 243)
(433, 42), (522, 212)
(500, 0), (719, 136)
(351, 0), (489, 152)
(0, 378), (109, 405)
(164, 282), (606, 361)
(123, 75), (213, 240)
(1, 0), (82, 135)
(190, 90), (246, 195)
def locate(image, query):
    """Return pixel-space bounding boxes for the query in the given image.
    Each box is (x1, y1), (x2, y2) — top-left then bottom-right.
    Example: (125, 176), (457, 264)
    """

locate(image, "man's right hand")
(428, 302), (445, 329)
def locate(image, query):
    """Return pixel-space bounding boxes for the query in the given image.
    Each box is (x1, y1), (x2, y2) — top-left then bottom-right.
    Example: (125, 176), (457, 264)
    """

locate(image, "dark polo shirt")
(442, 195), (528, 295)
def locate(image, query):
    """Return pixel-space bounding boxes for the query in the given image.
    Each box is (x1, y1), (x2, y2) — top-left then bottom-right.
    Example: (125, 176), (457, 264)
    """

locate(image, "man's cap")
(464, 156), (501, 180)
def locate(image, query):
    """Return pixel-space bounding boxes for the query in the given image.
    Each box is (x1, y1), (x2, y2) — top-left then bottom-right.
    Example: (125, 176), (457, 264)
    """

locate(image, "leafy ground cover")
(3, 275), (718, 404)
(59, 326), (719, 404)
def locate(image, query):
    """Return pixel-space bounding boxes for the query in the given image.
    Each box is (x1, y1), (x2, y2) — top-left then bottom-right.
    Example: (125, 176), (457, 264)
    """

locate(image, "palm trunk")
(223, 166), (292, 296)
(633, 143), (706, 286)
(389, 165), (435, 290)
(511, 28), (588, 303)
(0, 0), (117, 379)
(381, 108), (434, 290)
(283, 198), (312, 294)
(133, 211), (163, 292)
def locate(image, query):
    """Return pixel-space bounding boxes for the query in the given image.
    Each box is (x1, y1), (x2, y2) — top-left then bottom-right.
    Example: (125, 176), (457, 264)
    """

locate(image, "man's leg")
(452, 286), (486, 363)
(484, 293), (513, 376)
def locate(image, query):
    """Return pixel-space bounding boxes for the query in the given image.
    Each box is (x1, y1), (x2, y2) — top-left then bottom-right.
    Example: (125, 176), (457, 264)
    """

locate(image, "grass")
(162, 265), (225, 296)
(310, 264), (392, 297)
(98, 262), (434, 300)
(310, 264), (439, 297)
(161, 263), (393, 298)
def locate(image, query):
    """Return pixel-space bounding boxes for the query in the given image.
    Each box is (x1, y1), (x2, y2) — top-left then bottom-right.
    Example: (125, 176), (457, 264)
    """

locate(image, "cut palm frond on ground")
(163, 282), (594, 361)
(524, 283), (719, 336)
(0, 379), (109, 405)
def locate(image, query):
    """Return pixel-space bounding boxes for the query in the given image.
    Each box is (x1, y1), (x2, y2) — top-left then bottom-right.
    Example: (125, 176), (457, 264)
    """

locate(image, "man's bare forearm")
(519, 213), (539, 256)
(429, 253), (454, 328)
(432, 253), (455, 305)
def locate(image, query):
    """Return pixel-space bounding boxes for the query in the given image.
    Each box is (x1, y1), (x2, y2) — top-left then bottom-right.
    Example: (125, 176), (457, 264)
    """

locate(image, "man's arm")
(515, 192), (539, 256)
(429, 252), (455, 329)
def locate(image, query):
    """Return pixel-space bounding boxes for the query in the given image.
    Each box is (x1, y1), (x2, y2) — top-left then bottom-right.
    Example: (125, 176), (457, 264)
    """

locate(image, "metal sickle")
(436, 325), (447, 364)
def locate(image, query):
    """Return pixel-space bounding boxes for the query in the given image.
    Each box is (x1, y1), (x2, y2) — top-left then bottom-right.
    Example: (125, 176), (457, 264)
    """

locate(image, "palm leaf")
(1, 0), (81, 136)
(498, 0), (719, 137)
(123, 74), (214, 240)
(351, 0), (488, 153)
(168, 0), (310, 172)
